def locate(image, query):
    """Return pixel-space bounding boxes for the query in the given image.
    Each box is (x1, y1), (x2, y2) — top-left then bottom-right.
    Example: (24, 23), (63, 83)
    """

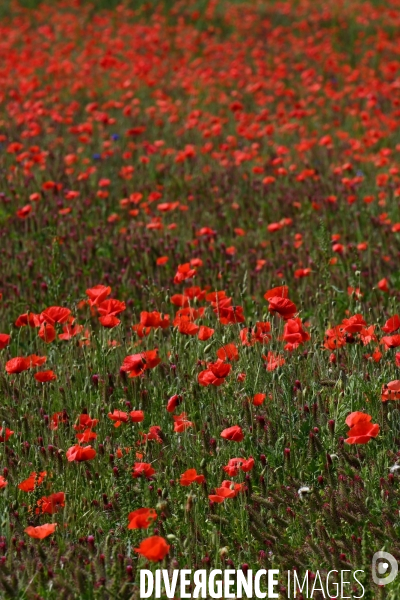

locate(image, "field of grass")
(0, 0), (400, 598)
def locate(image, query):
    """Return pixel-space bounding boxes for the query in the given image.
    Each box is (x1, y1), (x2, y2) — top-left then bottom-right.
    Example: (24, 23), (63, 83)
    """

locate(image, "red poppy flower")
(216, 343), (239, 362)
(341, 314), (366, 334)
(220, 425), (244, 442)
(128, 508), (157, 529)
(240, 322), (271, 346)
(0, 428), (14, 442)
(108, 410), (130, 427)
(264, 286), (289, 300)
(38, 323), (56, 344)
(5, 357), (30, 374)
(139, 426), (163, 444)
(15, 312), (42, 328)
(382, 316), (400, 334)
(66, 445), (96, 462)
(0, 334), (10, 350)
(223, 457), (254, 476)
(18, 471), (47, 492)
(130, 410), (145, 422)
(134, 536), (170, 562)
(381, 380), (400, 402)
(121, 349), (161, 378)
(41, 306), (72, 325)
(174, 263), (196, 284)
(25, 523), (57, 540)
(180, 468), (205, 486)
(173, 412), (194, 433)
(166, 394), (182, 413)
(282, 318), (310, 348)
(36, 492), (65, 515)
(263, 351), (285, 371)
(378, 278), (389, 293)
(267, 296), (297, 320)
(197, 326), (214, 341)
(0, 476), (7, 489)
(50, 411), (68, 431)
(132, 462), (156, 479)
(345, 412), (380, 444)
(73, 414), (99, 431)
(198, 359), (231, 386)
(140, 311), (170, 329)
(86, 285), (112, 306)
(34, 370), (57, 383)
(252, 393), (266, 406)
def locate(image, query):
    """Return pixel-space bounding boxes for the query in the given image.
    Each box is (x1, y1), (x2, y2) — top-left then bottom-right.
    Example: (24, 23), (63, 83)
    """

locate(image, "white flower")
(298, 486), (311, 499)
(389, 464), (400, 474)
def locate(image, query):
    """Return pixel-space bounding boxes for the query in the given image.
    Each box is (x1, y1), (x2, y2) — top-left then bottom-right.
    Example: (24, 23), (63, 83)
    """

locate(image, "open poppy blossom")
(0, 476), (7, 489)
(18, 471), (47, 492)
(132, 463), (156, 479)
(381, 380), (400, 402)
(36, 492), (65, 515)
(179, 468), (205, 486)
(220, 425), (244, 442)
(128, 508), (157, 529)
(66, 445), (96, 462)
(344, 412), (380, 444)
(134, 535), (170, 562)
(0, 334), (10, 350)
(25, 523), (57, 539)
(34, 370), (57, 382)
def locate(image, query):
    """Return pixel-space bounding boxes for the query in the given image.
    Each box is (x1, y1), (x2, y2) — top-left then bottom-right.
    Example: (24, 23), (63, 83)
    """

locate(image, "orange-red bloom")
(134, 535), (170, 561)
(345, 412), (379, 444)
(128, 508), (157, 529)
(220, 425), (244, 442)
(25, 523), (57, 539)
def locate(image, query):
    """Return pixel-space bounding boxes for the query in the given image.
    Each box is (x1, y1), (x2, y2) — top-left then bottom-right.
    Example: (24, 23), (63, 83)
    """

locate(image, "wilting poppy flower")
(18, 471), (47, 492)
(134, 535), (170, 562)
(0, 334), (10, 350)
(25, 523), (57, 539)
(345, 412), (379, 444)
(220, 425), (244, 442)
(0, 476), (7, 489)
(34, 370), (57, 382)
(381, 380), (400, 402)
(180, 469), (205, 486)
(128, 508), (157, 529)
(66, 445), (96, 462)
(132, 462), (156, 479)
(36, 492), (65, 515)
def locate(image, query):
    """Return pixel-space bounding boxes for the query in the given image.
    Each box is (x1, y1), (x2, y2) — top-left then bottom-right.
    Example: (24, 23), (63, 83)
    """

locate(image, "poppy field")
(1, 0), (400, 597)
